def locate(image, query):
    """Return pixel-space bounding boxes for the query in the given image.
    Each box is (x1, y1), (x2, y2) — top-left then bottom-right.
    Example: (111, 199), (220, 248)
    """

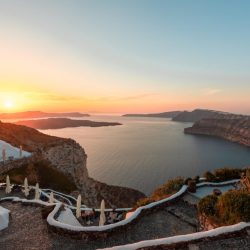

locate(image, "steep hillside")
(185, 116), (250, 147)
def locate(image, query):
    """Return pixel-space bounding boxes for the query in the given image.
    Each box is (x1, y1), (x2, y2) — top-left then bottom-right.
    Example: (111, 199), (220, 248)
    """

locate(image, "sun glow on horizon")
(3, 99), (14, 110)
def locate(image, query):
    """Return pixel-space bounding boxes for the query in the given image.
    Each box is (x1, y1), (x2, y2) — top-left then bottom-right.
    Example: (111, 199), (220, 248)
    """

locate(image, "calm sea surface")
(42, 116), (250, 195)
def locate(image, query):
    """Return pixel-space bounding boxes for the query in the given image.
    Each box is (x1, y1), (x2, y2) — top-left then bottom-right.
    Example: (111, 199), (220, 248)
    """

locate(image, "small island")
(14, 118), (122, 130)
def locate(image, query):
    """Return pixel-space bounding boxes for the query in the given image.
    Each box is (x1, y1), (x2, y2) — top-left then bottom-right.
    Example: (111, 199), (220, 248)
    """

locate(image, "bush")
(198, 190), (250, 226)
(133, 197), (156, 210)
(216, 190), (250, 225)
(204, 171), (216, 182)
(214, 168), (241, 182)
(184, 177), (192, 185)
(132, 177), (184, 210)
(152, 177), (184, 199)
(188, 180), (196, 193)
(198, 195), (218, 216)
(246, 168), (250, 178)
(193, 175), (200, 183)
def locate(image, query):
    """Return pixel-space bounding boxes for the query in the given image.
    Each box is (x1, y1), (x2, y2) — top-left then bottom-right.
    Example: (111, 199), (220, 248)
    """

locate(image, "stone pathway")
(0, 202), (52, 250)
(166, 200), (198, 227)
(0, 201), (196, 250)
(1, 199), (249, 250)
(195, 235), (250, 250)
(139, 232), (250, 250)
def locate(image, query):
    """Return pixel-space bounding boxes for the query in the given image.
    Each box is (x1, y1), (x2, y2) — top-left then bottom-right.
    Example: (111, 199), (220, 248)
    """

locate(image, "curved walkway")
(0, 200), (196, 250)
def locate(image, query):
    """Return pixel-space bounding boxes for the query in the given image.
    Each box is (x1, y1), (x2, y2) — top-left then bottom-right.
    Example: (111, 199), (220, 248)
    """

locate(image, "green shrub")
(188, 180), (196, 193)
(216, 190), (250, 225)
(214, 168), (241, 182)
(204, 171), (216, 182)
(246, 168), (250, 181)
(132, 177), (184, 210)
(193, 175), (200, 183)
(198, 190), (250, 226)
(184, 177), (192, 185)
(198, 195), (218, 216)
(152, 177), (184, 199)
(133, 197), (156, 210)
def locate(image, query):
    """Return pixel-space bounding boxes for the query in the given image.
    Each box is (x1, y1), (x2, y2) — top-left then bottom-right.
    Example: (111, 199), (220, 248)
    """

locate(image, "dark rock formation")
(184, 115), (250, 147)
(123, 111), (181, 118)
(0, 111), (89, 119)
(0, 121), (145, 207)
(14, 118), (122, 129)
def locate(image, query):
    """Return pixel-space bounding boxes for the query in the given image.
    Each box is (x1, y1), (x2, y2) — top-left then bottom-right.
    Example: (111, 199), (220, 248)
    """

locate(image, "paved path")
(139, 231), (250, 250)
(0, 200), (196, 250)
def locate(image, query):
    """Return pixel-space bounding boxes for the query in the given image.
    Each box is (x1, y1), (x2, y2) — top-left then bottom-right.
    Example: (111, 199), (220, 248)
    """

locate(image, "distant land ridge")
(172, 109), (233, 122)
(123, 109), (247, 123)
(14, 118), (122, 129)
(0, 111), (89, 119)
(123, 111), (182, 118)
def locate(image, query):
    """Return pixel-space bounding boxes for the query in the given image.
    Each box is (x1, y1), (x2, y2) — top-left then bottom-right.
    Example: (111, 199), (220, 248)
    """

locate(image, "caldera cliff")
(0, 121), (145, 207)
(184, 114), (250, 147)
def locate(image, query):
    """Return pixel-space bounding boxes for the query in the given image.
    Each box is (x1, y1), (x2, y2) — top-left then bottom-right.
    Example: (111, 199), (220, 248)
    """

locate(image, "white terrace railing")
(0, 179), (241, 233)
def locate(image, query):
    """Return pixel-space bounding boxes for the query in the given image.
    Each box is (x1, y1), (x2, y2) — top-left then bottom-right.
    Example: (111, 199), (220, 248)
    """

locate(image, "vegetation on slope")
(198, 190), (250, 226)
(204, 168), (243, 182)
(133, 167), (247, 210)
(199, 168), (250, 226)
(0, 160), (77, 193)
(133, 177), (184, 209)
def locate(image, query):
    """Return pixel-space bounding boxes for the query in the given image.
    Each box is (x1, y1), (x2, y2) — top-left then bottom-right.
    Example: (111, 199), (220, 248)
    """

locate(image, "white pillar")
(19, 145), (23, 158)
(76, 194), (81, 218)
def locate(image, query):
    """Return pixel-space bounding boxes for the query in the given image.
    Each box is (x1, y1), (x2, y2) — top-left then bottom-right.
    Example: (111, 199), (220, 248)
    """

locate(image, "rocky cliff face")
(184, 115), (250, 147)
(41, 140), (90, 188)
(0, 121), (145, 207)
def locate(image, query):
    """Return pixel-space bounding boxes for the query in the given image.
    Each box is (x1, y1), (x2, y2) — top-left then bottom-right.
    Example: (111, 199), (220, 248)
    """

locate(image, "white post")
(24, 177), (29, 197)
(76, 194), (81, 218)
(19, 145), (23, 158)
(35, 183), (40, 200)
(99, 199), (106, 226)
(2, 148), (6, 163)
(49, 192), (54, 203)
(5, 175), (11, 194)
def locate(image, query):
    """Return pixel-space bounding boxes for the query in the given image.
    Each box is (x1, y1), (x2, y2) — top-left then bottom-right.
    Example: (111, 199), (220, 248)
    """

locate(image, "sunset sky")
(0, 0), (250, 114)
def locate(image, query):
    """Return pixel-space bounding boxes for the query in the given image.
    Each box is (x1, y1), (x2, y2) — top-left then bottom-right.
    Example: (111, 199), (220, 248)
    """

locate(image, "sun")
(3, 99), (14, 109)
